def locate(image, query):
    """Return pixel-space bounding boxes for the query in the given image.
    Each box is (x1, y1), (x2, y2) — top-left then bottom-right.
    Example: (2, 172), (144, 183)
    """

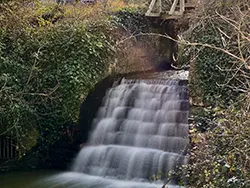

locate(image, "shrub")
(186, 100), (250, 188)
(177, 0), (250, 187)
(0, 1), (116, 155)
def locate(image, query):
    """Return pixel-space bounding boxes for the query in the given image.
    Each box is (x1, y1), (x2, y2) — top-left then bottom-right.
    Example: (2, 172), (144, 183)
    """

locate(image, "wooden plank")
(145, 12), (161, 17)
(180, 0), (185, 15)
(173, 11), (183, 16)
(146, 0), (157, 15)
(157, 0), (162, 14)
(169, 0), (179, 15)
(162, 14), (181, 20)
(176, 4), (196, 8)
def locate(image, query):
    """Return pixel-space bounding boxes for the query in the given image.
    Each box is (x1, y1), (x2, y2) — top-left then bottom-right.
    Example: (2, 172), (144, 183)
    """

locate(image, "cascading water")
(40, 78), (189, 188)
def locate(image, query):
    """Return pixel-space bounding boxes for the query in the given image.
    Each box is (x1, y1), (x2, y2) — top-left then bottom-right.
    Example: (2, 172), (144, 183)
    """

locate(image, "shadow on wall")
(77, 75), (120, 144)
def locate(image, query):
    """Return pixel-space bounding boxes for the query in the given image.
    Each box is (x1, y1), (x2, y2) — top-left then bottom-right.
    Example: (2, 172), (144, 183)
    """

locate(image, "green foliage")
(178, 0), (250, 187)
(112, 7), (152, 33)
(190, 25), (246, 104)
(0, 3), (115, 155)
(184, 102), (250, 188)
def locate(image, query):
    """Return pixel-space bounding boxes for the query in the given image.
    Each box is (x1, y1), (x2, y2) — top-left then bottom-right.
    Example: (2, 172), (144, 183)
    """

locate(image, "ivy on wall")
(0, 2), (116, 155)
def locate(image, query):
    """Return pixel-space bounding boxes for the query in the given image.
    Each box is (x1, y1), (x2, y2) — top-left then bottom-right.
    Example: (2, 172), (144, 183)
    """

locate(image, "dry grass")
(0, 0), (135, 28)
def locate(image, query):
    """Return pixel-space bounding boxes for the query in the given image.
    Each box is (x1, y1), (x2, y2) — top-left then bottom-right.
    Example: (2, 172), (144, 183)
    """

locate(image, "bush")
(0, 2), (116, 155)
(186, 100), (250, 188)
(177, 0), (250, 187)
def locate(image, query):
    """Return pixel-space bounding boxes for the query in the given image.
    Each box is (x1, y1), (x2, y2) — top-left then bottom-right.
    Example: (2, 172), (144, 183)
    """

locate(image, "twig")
(21, 84), (60, 97)
(0, 79), (7, 93)
(117, 32), (246, 65)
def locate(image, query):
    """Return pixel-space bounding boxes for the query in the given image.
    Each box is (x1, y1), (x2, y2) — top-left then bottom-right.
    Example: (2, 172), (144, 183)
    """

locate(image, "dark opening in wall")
(0, 137), (18, 160)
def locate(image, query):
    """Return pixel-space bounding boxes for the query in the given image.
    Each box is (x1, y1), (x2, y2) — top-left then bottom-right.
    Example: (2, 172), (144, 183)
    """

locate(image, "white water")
(40, 78), (189, 188)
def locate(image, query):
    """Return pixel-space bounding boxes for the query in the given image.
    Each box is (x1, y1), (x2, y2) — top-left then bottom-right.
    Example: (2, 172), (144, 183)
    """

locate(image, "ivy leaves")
(0, 13), (115, 154)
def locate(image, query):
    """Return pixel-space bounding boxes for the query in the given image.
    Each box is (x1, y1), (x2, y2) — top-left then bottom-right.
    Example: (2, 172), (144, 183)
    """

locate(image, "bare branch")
(117, 32), (248, 66)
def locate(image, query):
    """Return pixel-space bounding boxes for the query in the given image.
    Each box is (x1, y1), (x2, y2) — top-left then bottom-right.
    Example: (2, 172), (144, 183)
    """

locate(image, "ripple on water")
(37, 172), (184, 188)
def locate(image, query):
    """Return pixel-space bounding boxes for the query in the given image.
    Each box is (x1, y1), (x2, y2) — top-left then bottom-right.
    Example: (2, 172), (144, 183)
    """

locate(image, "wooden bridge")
(145, 0), (198, 19)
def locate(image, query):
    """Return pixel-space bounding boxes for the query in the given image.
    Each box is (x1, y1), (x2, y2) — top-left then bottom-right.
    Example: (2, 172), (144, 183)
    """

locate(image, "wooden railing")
(146, 0), (197, 17)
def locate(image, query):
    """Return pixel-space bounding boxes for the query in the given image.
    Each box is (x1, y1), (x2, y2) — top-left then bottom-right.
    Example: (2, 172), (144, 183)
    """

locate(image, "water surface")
(1, 170), (59, 188)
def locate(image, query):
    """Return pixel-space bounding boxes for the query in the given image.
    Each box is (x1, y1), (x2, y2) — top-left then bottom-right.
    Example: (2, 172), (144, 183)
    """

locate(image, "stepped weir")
(40, 77), (189, 188)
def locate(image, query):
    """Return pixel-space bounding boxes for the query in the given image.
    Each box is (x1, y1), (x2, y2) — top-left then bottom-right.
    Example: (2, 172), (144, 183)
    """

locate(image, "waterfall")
(41, 78), (189, 188)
